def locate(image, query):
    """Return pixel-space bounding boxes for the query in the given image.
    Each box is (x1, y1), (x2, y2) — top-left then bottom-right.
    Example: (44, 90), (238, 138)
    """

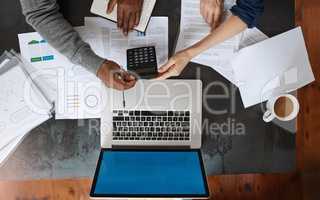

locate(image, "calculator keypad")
(127, 46), (158, 78)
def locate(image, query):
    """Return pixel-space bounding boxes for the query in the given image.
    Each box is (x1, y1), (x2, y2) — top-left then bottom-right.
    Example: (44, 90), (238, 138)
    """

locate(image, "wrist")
(185, 47), (198, 60)
(97, 60), (109, 76)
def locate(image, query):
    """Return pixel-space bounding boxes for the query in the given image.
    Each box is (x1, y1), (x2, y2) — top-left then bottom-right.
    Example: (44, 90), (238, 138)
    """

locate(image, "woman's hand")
(200, 0), (224, 28)
(155, 50), (192, 80)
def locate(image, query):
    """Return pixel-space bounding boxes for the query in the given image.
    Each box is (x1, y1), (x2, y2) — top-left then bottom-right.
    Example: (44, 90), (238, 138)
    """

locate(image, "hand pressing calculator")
(127, 46), (158, 79)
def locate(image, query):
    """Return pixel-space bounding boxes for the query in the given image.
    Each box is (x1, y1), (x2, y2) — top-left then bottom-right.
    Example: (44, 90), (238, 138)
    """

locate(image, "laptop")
(90, 80), (209, 199)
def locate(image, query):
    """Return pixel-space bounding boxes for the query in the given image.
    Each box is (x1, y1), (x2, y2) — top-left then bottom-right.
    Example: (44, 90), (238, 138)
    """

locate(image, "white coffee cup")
(263, 94), (300, 123)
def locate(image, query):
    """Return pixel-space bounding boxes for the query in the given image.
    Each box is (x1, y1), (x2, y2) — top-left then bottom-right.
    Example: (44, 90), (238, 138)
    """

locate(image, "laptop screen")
(90, 149), (209, 198)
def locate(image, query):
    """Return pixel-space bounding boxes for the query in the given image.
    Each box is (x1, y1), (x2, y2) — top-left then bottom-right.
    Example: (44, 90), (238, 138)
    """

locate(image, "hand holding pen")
(97, 60), (137, 91)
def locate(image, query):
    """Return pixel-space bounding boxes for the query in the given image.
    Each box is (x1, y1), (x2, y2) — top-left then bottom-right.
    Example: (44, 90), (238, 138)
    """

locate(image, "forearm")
(186, 15), (247, 58)
(19, 0), (104, 74)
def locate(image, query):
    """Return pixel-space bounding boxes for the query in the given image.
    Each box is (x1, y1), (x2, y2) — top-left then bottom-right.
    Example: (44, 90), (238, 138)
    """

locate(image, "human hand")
(200, 0), (224, 28)
(107, 0), (143, 36)
(155, 51), (192, 80)
(97, 60), (137, 90)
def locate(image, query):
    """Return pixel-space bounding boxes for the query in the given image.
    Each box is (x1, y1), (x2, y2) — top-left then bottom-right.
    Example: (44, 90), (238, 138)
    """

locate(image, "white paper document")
(19, 29), (105, 119)
(55, 74), (103, 120)
(0, 55), (52, 165)
(18, 32), (71, 68)
(90, 0), (156, 32)
(54, 27), (104, 119)
(239, 28), (269, 49)
(85, 17), (168, 68)
(18, 32), (69, 102)
(0, 134), (24, 167)
(176, 0), (240, 84)
(0, 66), (52, 148)
(232, 27), (315, 108)
(18, 28), (104, 83)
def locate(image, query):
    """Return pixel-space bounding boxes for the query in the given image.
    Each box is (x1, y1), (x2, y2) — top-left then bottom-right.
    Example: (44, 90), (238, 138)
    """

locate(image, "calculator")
(127, 46), (158, 79)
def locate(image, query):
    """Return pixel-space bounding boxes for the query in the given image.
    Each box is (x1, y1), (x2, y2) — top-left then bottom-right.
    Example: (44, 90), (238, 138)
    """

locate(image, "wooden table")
(0, 173), (302, 200)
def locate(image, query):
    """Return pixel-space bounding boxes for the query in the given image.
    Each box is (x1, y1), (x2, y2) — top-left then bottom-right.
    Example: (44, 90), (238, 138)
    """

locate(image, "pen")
(122, 90), (126, 108)
(116, 67), (126, 109)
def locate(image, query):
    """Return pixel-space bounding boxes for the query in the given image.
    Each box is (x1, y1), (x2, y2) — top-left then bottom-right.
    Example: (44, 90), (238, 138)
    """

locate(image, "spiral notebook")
(0, 51), (53, 166)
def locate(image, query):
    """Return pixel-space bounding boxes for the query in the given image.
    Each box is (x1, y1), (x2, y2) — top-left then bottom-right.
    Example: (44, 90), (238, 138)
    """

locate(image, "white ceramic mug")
(263, 94), (300, 123)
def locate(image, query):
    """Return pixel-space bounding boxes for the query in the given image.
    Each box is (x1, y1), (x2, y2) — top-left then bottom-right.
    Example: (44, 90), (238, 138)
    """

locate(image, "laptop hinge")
(112, 145), (191, 150)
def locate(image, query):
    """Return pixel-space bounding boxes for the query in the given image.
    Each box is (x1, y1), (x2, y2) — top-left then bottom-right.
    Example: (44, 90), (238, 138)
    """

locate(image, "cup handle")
(263, 110), (275, 123)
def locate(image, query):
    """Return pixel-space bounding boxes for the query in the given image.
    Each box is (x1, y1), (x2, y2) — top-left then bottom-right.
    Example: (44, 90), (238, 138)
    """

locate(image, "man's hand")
(97, 60), (137, 90)
(107, 0), (143, 36)
(200, 0), (224, 28)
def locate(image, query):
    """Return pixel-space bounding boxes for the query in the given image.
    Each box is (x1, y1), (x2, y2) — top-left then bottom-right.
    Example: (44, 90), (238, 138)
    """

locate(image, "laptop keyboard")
(112, 110), (191, 141)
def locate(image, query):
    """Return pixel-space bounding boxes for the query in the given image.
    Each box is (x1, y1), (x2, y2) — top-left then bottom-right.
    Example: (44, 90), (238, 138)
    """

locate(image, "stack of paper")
(0, 52), (53, 166)
(18, 30), (103, 119)
(18, 17), (169, 119)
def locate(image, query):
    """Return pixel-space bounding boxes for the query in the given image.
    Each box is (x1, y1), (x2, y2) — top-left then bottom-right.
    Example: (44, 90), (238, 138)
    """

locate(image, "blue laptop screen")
(92, 150), (208, 197)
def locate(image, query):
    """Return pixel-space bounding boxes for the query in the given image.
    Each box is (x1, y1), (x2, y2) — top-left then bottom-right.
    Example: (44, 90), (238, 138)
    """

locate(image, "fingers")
(107, 0), (117, 14)
(135, 11), (141, 26)
(123, 71), (137, 83)
(156, 59), (179, 80)
(124, 79), (136, 89)
(112, 72), (136, 90)
(128, 13), (136, 32)
(98, 60), (136, 91)
(113, 80), (135, 90)
(122, 11), (130, 35)
(205, 11), (213, 25)
(155, 67), (177, 80)
(200, 0), (205, 16)
(111, 78), (127, 90)
(121, 11), (139, 35)
(211, 9), (221, 28)
(121, 73), (136, 90)
(117, 6), (124, 28)
(118, 71), (136, 88)
(112, 80), (135, 90)
(158, 59), (175, 73)
(200, 0), (211, 24)
(201, 0), (224, 28)
(116, 0), (143, 35)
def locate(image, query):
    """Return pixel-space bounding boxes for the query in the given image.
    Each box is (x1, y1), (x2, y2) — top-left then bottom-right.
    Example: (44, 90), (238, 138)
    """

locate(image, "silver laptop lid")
(100, 80), (202, 149)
